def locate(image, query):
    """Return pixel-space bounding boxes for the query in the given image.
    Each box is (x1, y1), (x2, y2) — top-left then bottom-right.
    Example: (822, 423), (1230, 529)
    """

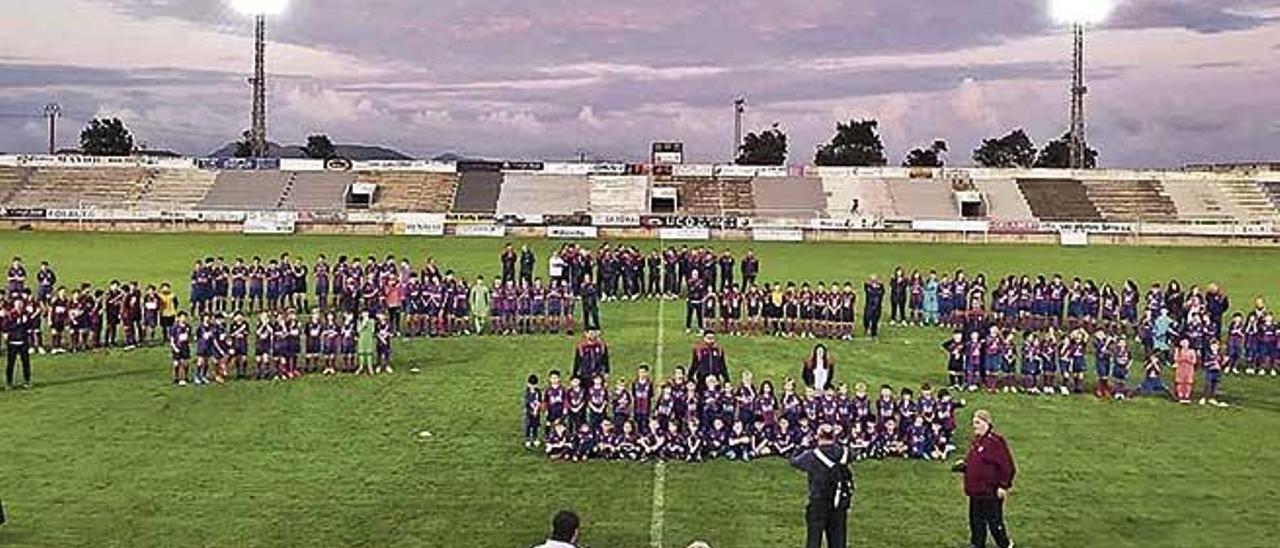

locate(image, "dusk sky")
(2, 0), (1278, 166)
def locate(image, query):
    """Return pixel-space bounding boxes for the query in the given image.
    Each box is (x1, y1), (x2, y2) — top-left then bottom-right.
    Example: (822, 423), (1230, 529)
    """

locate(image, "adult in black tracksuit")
(5, 299), (34, 389)
(791, 424), (853, 548)
(863, 276), (885, 338)
(889, 267), (907, 325)
(580, 275), (601, 331)
(685, 270), (708, 332)
(519, 246), (536, 285)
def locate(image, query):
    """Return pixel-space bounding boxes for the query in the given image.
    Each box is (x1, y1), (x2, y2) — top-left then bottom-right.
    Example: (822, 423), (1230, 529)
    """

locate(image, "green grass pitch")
(2, 232), (1280, 547)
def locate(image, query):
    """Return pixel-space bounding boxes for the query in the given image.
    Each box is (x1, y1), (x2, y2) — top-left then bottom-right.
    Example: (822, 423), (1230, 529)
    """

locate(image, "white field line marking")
(649, 297), (667, 548)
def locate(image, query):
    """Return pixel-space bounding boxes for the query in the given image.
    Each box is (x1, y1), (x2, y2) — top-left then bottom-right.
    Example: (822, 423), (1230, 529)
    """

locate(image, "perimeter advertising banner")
(393, 213), (446, 236)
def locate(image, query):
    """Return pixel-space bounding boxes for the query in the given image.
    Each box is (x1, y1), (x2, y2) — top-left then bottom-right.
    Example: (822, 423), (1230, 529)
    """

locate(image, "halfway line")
(649, 297), (667, 548)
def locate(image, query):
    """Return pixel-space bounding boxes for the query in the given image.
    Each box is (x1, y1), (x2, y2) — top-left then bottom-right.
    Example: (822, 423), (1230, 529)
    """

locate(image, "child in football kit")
(524, 374), (543, 449)
(1200, 340), (1228, 407)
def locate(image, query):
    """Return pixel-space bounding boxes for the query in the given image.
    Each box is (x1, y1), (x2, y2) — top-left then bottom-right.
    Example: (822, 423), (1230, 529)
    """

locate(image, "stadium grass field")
(2, 232), (1280, 547)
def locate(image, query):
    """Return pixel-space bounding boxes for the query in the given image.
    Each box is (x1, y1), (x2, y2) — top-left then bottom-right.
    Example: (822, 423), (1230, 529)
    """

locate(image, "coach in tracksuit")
(863, 275), (885, 337)
(791, 424), (853, 548)
(953, 409), (1017, 548)
(4, 298), (35, 389)
(580, 274), (601, 331)
(686, 270), (708, 332)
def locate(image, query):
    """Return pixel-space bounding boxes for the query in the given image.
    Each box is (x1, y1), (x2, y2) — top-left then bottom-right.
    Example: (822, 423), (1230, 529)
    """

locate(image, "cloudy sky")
(2, 0), (1278, 166)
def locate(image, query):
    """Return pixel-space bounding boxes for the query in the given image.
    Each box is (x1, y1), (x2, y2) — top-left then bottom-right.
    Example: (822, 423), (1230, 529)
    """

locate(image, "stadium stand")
(4, 167), (145, 209)
(1258, 181), (1280, 212)
(0, 166), (24, 204)
(751, 176), (826, 219)
(1016, 178), (1102, 221)
(198, 171), (291, 210)
(972, 177), (1035, 221)
(452, 171), (503, 213)
(663, 176), (755, 216)
(1218, 179), (1280, 221)
(279, 172), (356, 211)
(1082, 179), (1178, 222)
(355, 171), (458, 212)
(497, 174), (591, 216)
(131, 169), (217, 210)
(886, 179), (959, 219)
(1159, 177), (1239, 222)
(588, 175), (649, 214)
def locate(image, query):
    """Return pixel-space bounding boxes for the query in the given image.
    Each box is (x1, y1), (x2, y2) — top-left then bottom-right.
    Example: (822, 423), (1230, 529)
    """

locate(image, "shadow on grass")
(36, 367), (154, 389)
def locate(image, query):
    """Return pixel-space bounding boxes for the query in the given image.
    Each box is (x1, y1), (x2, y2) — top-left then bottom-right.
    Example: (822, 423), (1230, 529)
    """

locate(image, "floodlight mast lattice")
(1051, 0), (1114, 169)
(232, 1), (288, 158)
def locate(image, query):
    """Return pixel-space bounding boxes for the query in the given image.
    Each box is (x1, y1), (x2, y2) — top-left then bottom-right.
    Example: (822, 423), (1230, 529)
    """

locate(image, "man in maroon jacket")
(952, 409), (1016, 548)
(690, 331), (729, 391)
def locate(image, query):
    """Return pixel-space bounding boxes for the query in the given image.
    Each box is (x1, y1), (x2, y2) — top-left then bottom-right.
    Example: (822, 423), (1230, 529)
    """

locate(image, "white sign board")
(658, 227), (711, 241)
(547, 226), (599, 239)
(911, 219), (990, 233)
(592, 213), (642, 227)
(243, 212), (297, 234)
(394, 213), (446, 236)
(752, 227), (804, 242)
(1060, 230), (1089, 247)
(455, 224), (507, 238)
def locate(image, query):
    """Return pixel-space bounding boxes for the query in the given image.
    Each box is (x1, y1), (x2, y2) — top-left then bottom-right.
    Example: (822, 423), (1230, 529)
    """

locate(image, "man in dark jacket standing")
(580, 274), (601, 331)
(953, 409), (1016, 548)
(571, 330), (610, 384)
(791, 424), (853, 548)
(690, 331), (728, 391)
(4, 297), (35, 390)
(863, 275), (885, 338)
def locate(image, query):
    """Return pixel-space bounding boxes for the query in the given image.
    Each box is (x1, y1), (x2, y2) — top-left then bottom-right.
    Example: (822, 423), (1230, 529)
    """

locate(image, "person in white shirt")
(532, 510), (580, 548)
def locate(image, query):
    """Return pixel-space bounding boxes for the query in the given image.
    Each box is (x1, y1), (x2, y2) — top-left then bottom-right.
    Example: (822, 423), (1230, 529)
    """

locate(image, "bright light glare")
(1050, 0), (1115, 25)
(231, 0), (288, 16)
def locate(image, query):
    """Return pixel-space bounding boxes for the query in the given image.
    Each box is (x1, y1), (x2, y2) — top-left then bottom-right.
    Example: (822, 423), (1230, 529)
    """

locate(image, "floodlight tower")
(232, 0), (288, 158)
(733, 97), (746, 159)
(1050, 0), (1113, 169)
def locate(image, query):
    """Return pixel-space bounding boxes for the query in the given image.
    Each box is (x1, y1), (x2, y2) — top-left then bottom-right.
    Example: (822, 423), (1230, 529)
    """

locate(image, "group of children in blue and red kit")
(522, 365), (963, 463)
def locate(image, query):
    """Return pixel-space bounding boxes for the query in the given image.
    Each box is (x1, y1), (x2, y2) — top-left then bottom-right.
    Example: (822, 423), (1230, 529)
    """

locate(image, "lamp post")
(1050, 0), (1114, 169)
(231, 1), (288, 158)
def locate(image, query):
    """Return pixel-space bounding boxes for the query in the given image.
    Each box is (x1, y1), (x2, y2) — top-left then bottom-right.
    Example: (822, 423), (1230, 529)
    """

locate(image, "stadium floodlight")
(1050, 0), (1115, 169)
(1050, 0), (1114, 25)
(230, 0), (287, 157)
(231, 0), (288, 16)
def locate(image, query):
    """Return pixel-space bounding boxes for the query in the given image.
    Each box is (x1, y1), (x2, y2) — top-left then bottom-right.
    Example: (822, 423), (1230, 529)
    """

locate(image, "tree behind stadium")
(903, 139), (949, 167)
(1035, 132), (1099, 168)
(79, 118), (134, 156)
(972, 129), (1037, 168)
(736, 125), (787, 166)
(814, 119), (887, 166)
(304, 134), (337, 159)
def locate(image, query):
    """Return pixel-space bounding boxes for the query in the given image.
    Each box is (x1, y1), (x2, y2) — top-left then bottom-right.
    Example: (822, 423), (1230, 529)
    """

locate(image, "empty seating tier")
(1016, 179), (1102, 221)
(1082, 179), (1177, 222)
(356, 171), (458, 212)
(972, 178), (1034, 221)
(281, 172), (356, 211)
(0, 167), (25, 204)
(5, 167), (145, 209)
(1258, 182), (1280, 212)
(751, 177), (826, 219)
(497, 174), (590, 216)
(198, 171), (291, 210)
(669, 176), (755, 216)
(1159, 178), (1237, 221)
(452, 171), (503, 213)
(886, 179), (958, 219)
(132, 169), (217, 210)
(588, 176), (649, 214)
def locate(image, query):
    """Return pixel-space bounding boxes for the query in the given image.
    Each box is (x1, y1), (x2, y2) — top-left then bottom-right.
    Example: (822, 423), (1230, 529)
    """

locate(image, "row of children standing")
(165, 308), (394, 386)
(524, 364), (963, 463)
